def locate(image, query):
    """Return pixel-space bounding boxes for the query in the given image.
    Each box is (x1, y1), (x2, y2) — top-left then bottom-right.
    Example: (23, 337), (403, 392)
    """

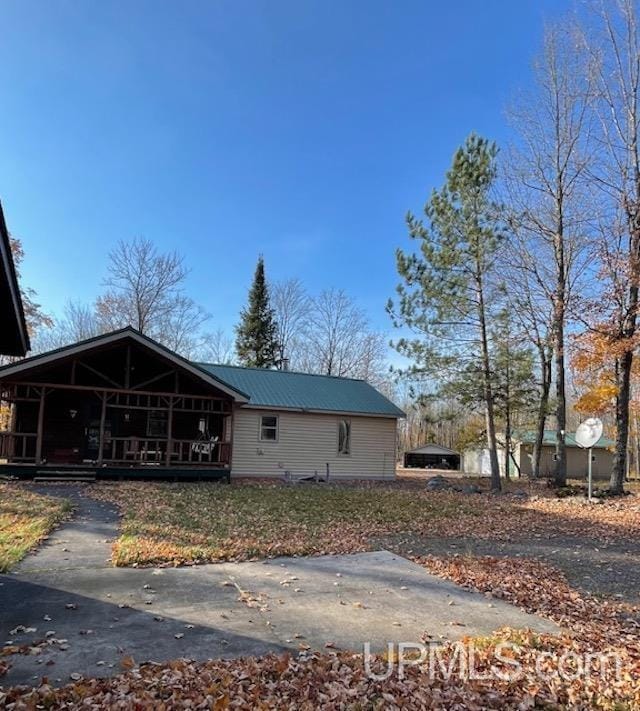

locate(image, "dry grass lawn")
(0, 484), (71, 572)
(88, 478), (640, 567)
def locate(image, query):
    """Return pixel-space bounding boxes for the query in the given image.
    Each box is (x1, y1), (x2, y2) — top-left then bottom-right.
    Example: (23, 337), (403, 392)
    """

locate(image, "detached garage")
(404, 444), (460, 470)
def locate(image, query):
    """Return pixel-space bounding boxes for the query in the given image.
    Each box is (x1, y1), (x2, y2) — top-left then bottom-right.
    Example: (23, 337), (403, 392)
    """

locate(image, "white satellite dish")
(575, 417), (604, 449)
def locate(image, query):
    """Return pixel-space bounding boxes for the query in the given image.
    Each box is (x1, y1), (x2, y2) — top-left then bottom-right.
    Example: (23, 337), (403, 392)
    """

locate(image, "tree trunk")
(635, 413), (640, 481)
(553, 227), (567, 487)
(504, 425), (511, 481)
(504, 363), (511, 481)
(476, 273), (500, 491)
(611, 350), (633, 493)
(532, 349), (551, 479)
(611, 203), (640, 493)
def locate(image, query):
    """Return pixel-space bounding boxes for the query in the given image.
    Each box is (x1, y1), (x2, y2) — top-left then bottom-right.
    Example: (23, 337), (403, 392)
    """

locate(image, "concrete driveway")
(0, 486), (558, 686)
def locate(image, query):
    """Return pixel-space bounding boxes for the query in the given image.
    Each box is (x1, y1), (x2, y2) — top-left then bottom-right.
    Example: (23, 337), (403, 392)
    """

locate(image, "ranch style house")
(0, 327), (404, 481)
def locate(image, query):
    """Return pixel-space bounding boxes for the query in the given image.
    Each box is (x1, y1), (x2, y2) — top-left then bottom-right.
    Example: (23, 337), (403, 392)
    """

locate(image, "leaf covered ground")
(3, 481), (640, 706)
(3, 555), (639, 709)
(0, 484), (71, 573)
(87, 479), (640, 567)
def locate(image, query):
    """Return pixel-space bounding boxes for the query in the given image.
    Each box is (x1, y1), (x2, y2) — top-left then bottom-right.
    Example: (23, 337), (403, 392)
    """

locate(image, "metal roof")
(0, 325), (404, 417)
(516, 429), (615, 449)
(196, 363), (405, 418)
(406, 443), (459, 455)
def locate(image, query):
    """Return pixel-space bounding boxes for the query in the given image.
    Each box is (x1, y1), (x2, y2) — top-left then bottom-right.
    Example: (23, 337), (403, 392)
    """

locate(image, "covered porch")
(0, 328), (248, 478)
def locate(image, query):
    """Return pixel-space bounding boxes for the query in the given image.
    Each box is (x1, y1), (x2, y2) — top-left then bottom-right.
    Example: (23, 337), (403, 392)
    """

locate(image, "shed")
(514, 430), (615, 480)
(404, 443), (460, 470)
(463, 430), (615, 480)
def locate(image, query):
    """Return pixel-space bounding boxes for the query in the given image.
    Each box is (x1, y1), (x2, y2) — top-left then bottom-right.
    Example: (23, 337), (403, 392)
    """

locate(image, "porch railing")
(0, 432), (37, 462)
(103, 437), (231, 467)
(0, 433), (231, 468)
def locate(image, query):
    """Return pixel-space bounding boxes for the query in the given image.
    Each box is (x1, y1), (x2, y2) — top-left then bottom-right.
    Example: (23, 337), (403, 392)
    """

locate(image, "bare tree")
(158, 295), (209, 358)
(302, 288), (387, 381)
(498, 237), (555, 478)
(271, 278), (311, 366)
(578, 0), (640, 493)
(502, 23), (593, 484)
(32, 300), (100, 352)
(196, 328), (236, 365)
(95, 237), (209, 353)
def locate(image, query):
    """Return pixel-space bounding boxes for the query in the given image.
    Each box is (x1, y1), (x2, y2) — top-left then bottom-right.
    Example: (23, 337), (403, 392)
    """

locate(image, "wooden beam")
(228, 404), (234, 471)
(5, 380), (229, 402)
(97, 392), (107, 465)
(8, 396), (17, 435)
(166, 396), (174, 466)
(34, 387), (47, 463)
(77, 361), (122, 389)
(132, 369), (175, 391)
(124, 345), (131, 389)
(70, 359), (77, 385)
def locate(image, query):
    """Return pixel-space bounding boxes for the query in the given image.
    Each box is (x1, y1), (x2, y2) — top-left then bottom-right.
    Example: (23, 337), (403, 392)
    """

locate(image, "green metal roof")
(195, 363), (405, 418)
(516, 429), (614, 449)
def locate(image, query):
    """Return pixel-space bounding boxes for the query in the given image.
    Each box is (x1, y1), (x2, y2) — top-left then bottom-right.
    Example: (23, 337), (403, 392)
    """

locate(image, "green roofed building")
(463, 429), (615, 480)
(0, 327), (403, 480)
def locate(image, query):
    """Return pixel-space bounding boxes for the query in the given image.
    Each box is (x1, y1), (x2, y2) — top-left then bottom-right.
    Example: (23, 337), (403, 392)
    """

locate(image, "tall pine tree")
(235, 256), (280, 368)
(388, 134), (504, 491)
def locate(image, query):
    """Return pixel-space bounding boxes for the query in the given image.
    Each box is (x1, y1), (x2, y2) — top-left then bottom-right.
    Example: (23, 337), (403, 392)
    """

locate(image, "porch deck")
(0, 462), (231, 482)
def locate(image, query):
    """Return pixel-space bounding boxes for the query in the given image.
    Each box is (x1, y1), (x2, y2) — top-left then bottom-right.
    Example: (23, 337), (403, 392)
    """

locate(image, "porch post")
(227, 403), (234, 470)
(35, 387), (47, 463)
(124, 346), (131, 389)
(166, 396), (174, 466)
(97, 393), (107, 465)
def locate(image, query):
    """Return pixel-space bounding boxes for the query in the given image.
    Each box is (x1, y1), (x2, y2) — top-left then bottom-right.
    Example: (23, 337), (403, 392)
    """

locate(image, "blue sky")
(0, 0), (569, 337)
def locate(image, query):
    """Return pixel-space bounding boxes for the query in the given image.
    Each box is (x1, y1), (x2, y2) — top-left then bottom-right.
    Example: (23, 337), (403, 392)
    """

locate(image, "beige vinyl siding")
(516, 443), (613, 480)
(230, 407), (397, 479)
(464, 443), (614, 480)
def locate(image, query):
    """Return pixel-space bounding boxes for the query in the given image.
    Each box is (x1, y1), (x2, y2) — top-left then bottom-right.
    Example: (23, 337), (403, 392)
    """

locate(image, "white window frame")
(259, 414), (279, 442)
(337, 418), (351, 456)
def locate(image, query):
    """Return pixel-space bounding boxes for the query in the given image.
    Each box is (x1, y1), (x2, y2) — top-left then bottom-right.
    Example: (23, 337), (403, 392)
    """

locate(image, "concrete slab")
(0, 487), (559, 688)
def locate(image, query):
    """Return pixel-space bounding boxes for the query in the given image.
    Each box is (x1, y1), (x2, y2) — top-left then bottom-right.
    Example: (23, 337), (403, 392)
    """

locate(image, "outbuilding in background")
(403, 443), (460, 470)
(463, 430), (615, 479)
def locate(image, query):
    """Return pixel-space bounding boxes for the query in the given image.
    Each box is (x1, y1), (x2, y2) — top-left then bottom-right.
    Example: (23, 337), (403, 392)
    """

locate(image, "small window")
(338, 419), (351, 455)
(260, 415), (278, 441)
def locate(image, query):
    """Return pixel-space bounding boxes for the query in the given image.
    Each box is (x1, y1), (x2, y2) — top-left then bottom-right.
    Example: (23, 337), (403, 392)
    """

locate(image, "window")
(147, 410), (168, 437)
(260, 415), (278, 441)
(338, 419), (351, 455)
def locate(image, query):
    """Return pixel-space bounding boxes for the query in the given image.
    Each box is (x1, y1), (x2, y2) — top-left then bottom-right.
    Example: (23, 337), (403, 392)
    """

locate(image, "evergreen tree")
(235, 256), (280, 368)
(388, 134), (504, 491)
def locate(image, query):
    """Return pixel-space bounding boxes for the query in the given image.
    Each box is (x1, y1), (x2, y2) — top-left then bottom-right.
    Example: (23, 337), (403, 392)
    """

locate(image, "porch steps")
(34, 470), (97, 483)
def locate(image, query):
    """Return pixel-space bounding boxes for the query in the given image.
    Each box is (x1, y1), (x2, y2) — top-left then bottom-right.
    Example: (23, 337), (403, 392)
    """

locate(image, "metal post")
(588, 447), (593, 501)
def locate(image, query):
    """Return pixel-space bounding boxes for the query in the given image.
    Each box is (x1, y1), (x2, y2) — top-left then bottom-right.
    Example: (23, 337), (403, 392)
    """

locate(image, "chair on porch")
(191, 433), (219, 462)
(123, 437), (141, 463)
